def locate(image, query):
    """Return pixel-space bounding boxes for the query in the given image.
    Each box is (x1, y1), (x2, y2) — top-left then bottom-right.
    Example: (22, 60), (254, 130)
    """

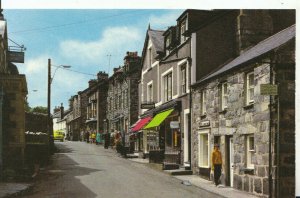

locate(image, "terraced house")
(190, 10), (295, 197)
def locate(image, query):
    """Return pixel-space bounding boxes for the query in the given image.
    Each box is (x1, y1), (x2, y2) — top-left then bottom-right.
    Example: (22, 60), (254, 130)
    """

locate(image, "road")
(24, 141), (217, 198)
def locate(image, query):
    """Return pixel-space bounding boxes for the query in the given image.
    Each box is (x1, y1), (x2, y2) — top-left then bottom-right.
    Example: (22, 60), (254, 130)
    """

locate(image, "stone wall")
(25, 112), (49, 133)
(191, 62), (273, 197)
(0, 74), (27, 169)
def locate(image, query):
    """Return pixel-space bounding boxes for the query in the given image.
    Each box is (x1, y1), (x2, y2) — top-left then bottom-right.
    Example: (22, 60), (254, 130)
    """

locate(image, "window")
(166, 34), (171, 56)
(201, 90), (207, 115)
(181, 64), (187, 94)
(180, 19), (187, 43)
(246, 135), (255, 168)
(148, 83), (153, 102)
(219, 82), (228, 111)
(163, 73), (172, 102)
(198, 131), (209, 167)
(246, 72), (254, 105)
(148, 47), (152, 68)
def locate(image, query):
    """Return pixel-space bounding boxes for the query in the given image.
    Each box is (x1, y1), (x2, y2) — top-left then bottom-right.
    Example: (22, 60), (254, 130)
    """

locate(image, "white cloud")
(59, 26), (142, 67)
(148, 10), (183, 29)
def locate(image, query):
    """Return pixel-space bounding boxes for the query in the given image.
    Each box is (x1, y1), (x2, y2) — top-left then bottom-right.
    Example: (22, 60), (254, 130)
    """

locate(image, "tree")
(24, 100), (31, 112)
(31, 106), (47, 114)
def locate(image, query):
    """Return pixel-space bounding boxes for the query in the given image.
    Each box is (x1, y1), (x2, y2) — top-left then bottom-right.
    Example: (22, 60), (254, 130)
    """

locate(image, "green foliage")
(31, 106), (47, 114)
(24, 100), (31, 112)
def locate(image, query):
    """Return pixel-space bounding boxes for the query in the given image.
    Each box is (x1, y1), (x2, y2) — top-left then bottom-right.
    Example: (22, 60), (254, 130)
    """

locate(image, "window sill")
(219, 109), (227, 114)
(200, 114), (207, 119)
(243, 103), (254, 110)
(241, 167), (254, 175)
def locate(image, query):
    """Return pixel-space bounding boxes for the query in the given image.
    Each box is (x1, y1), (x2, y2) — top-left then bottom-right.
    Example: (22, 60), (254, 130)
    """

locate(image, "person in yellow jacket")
(211, 143), (222, 186)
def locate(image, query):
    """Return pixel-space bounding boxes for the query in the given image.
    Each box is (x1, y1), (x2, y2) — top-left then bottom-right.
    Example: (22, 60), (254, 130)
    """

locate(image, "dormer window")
(180, 19), (188, 43)
(166, 35), (171, 56)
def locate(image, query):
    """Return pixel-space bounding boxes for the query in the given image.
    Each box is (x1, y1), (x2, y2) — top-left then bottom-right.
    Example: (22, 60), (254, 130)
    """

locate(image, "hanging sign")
(8, 51), (25, 63)
(170, 121), (180, 129)
(260, 84), (278, 95)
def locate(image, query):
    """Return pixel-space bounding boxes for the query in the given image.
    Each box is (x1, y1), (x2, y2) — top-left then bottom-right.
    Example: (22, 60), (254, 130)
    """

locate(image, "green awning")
(143, 109), (174, 129)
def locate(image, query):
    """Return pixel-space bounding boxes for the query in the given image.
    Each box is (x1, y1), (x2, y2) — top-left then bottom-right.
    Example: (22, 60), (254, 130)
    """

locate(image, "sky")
(2, 0), (300, 196)
(4, 9), (183, 109)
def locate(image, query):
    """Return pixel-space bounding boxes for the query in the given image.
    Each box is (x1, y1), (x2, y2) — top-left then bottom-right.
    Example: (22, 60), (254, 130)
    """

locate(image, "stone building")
(0, 12), (27, 173)
(105, 52), (141, 149)
(67, 95), (81, 141)
(190, 11), (295, 197)
(85, 72), (108, 142)
(136, 10), (220, 169)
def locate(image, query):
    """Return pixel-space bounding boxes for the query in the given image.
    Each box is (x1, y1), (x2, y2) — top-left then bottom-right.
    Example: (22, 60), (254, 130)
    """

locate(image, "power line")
(9, 10), (150, 35)
(51, 65), (96, 77)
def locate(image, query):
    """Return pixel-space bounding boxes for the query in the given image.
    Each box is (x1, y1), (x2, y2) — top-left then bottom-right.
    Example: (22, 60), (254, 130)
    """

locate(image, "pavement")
(128, 158), (259, 198)
(0, 182), (33, 198)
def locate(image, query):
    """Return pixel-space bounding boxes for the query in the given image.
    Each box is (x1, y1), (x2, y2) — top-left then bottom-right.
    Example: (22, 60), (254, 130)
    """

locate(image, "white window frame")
(161, 68), (173, 103)
(180, 18), (188, 44)
(201, 90), (207, 115)
(177, 59), (190, 96)
(219, 82), (228, 111)
(246, 72), (254, 105)
(147, 81), (153, 103)
(246, 134), (255, 169)
(147, 40), (153, 69)
(198, 130), (210, 168)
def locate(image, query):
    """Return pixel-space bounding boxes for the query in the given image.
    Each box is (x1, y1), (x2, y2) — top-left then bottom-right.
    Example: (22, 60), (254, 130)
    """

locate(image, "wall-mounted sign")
(170, 121), (180, 129)
(200, 120), (210, 128)
(141, 103), (155, 109)
(260, 84), (278, 95)
(8, 51), (25, 63)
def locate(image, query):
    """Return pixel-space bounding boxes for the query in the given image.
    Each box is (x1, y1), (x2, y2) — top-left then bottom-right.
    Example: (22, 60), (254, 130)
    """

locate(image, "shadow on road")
(25, 143), (100, 198)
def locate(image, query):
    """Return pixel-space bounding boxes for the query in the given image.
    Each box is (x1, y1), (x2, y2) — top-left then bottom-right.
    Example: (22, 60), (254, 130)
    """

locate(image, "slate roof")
(196, 24), (295, 84)
(148, 29), (165, 53)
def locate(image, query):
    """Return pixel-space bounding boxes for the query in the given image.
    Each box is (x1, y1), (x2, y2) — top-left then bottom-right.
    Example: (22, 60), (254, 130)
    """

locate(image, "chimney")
(236, 10), (273, 54)
(88, 79), (97, 87)
(60, 103), (64, 119)
(53, 106), (60, 114)
(124, 51), (140, 65)
(97, 71), (108, 81)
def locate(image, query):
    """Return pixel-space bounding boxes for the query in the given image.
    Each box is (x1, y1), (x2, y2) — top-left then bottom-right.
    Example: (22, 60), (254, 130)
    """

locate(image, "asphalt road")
(24, 141), (217, 198)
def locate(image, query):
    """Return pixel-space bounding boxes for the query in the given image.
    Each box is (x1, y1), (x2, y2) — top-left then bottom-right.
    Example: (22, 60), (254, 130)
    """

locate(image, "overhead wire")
(8, 10), (152, 35)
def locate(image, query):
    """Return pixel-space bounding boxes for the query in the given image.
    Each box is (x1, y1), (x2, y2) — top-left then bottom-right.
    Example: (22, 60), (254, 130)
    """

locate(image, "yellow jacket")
(211, 148), (222, 169)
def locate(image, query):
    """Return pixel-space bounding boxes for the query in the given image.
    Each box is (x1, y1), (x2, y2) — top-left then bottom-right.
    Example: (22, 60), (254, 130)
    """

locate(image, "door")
(229, 137), (234, 187)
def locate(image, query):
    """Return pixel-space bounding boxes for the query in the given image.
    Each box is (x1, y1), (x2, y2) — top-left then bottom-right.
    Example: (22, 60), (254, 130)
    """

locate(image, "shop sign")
(8, 51), (25, 63)
(199, 120), (210, 128)
(260, 84), (278, 95)
(141, 103), (155, 109)
(170, 121), (180, 129)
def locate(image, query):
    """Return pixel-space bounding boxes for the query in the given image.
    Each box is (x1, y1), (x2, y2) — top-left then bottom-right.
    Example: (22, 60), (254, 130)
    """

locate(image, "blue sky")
(3, 9), (183, 110)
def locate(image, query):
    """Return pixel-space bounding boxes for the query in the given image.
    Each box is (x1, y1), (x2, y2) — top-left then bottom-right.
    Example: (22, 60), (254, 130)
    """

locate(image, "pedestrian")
(85, 131), (90, 143)
(211, 143), (222, 186)
(96, 132), (101, 145)
(91, 132), (96, 144)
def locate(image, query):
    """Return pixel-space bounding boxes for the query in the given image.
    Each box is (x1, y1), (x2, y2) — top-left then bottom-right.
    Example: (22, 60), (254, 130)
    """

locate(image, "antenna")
(107, 54), (112, 75)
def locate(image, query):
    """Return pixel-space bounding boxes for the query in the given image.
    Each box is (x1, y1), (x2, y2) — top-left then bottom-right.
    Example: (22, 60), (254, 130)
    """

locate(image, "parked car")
(54, 130), (65, 142)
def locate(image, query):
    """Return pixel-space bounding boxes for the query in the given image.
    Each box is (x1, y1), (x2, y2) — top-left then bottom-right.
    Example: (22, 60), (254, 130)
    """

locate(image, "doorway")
(225, 136), (234, 187)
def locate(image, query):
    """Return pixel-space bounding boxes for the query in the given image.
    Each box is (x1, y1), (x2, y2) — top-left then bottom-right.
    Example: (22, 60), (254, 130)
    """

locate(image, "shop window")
(245, 72), (254, 105)
(198, 131), (209, 168)
(246, 135), (255, 169)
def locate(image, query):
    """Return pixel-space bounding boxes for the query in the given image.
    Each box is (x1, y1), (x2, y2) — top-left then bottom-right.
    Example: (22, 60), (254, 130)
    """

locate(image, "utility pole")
(47, 59), (53, 153)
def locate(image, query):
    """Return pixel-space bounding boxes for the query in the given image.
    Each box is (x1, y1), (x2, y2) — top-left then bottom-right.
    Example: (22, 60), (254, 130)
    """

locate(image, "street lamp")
(47, 58), (71, 152)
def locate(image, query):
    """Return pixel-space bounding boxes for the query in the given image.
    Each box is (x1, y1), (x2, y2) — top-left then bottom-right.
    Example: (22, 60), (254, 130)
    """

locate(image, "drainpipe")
(0, 87), (4, 178)
(188, 57), (192, 170)
(269, 56), (274, 198)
